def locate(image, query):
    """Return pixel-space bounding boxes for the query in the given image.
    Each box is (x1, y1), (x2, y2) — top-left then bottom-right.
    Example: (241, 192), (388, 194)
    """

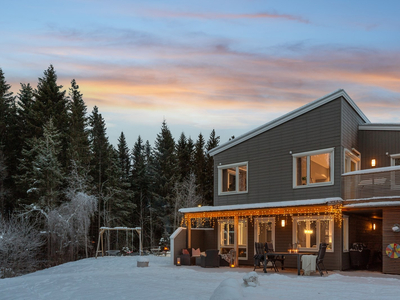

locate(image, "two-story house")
(172, 89), (400, 274)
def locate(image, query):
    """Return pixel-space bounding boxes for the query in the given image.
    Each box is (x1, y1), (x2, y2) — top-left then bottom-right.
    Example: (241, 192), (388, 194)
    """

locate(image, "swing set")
(95, 227), (142, 258)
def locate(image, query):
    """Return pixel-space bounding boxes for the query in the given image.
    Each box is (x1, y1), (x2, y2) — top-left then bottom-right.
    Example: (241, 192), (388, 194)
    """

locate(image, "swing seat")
(106, 250), (121, 256)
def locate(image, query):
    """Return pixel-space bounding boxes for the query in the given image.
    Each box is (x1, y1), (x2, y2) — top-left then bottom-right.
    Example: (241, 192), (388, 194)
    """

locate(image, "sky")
(1, 0), (400, 147)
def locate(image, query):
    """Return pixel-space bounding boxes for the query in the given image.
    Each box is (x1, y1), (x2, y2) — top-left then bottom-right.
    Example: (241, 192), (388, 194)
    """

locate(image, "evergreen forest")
(0, 65), (220, 277)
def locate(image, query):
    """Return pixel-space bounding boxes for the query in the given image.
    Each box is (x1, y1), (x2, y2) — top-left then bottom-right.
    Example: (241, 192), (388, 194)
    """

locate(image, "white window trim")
(292, 147), (335, 189)
(292, 215), (334, 252)
(343, 215), (349, 253)
(218, 162), (248, 195)
(254, 217), (275, 252)
(343, 148), (361, 174)
(390, 154), (400, 190)
(217, 219), (248, 260)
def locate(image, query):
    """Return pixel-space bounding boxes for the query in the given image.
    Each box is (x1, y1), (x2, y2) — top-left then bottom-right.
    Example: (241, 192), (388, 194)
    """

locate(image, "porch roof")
(344, 200), (400, 209)
(179, 197), (343, 214)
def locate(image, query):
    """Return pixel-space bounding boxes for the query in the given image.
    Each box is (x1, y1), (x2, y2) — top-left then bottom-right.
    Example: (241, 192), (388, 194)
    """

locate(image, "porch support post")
(234, 215), (239, 267)
(187, 216), (192, 249)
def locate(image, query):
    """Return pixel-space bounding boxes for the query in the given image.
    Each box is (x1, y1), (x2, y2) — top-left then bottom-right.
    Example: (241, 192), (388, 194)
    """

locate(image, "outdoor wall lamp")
(373, 223), (376, 230)
(371, 159), (376, 167)
(281, 219), (286, 227)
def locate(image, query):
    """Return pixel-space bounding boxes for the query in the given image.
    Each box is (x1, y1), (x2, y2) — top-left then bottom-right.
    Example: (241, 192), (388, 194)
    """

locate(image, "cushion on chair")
(182, 249), (189, 255)
(192, 248), (201, 257)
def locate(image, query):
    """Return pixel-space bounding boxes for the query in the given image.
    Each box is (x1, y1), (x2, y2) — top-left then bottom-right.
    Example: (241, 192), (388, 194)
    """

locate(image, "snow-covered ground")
(0, 255), (399, 300)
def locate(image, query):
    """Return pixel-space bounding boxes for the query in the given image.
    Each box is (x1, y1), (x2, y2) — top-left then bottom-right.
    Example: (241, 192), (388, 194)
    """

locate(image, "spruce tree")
(176, 133), (192, 182)
(32, 65), (69, 168)
(205, 129), (220, 205)
(68, 79), (90, 170)
(0, 68), (16, 216)
(117, 132), (130, 181)
(153, 120), (177, 236)
(17, 119), (64, 209)
(194, 133), (207, 203)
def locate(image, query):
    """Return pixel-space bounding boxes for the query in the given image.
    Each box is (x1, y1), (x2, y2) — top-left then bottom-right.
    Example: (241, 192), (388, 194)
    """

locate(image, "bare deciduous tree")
(0, 216), (44, 278)
(173, 173), (202, 231)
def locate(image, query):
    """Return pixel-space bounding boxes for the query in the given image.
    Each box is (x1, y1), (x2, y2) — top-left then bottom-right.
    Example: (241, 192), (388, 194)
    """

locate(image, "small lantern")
(229, 249), (236, 268)
(177, 257), (181, 266)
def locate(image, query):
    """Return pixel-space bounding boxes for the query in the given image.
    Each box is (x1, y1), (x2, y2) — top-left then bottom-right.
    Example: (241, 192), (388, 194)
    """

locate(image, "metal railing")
(342, 166), (400, 200)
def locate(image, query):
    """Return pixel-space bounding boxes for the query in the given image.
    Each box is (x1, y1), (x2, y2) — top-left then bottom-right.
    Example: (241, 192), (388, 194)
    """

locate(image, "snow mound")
(210, 278), (243, 300)
(242, 271), (259, 287)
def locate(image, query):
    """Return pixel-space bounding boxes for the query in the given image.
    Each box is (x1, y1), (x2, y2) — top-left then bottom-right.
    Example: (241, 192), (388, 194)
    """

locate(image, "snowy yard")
(0, 255), (400, 300)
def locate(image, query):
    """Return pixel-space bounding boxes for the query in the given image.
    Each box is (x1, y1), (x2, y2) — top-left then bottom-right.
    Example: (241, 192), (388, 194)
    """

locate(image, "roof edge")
(209, 89), (370, 156)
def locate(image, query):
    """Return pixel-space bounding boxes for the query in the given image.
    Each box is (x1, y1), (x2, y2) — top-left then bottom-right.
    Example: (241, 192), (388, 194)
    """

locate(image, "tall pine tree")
(193, 133), (206, 203)
(153, 120), (176, 236)
(205, 129), (220, 205)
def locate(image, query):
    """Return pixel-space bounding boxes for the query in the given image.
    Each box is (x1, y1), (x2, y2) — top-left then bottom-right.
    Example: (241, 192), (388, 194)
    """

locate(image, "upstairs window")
(218, 162), (248, 195)
(293, 148), (334, 188)
(344, 149), (360, 173)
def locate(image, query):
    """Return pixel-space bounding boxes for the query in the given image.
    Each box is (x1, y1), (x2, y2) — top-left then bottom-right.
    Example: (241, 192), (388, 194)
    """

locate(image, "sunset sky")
(1, 0), (400, 147)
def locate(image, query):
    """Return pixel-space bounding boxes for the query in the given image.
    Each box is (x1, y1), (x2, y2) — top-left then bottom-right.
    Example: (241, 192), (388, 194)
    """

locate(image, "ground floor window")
(218, 219), (248, 260)
(254, 217), (275, 247)
(292, 216), (334, 252)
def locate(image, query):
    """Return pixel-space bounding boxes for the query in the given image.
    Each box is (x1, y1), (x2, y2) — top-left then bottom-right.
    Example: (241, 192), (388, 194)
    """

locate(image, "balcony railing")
(342, 166), (400, 200)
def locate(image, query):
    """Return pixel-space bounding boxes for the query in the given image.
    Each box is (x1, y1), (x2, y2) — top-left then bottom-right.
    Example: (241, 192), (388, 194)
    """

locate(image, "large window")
(293, 148), (334, 188)
(218, 219), (248, 260)
(390, 154), (400, 189)
(254, 217), (275, 248)
(218, 162), (248, 195)
(292, 216), (334, 252)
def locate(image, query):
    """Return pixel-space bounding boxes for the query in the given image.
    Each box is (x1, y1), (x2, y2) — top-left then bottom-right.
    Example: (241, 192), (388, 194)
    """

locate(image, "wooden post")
(187, 216), (192, 249)
(234, 215), (239, 267)
(101, 229), (104, 257)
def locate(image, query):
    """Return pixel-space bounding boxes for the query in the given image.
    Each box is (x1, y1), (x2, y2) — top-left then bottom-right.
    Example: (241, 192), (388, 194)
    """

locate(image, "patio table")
(263, 252), (315, 275)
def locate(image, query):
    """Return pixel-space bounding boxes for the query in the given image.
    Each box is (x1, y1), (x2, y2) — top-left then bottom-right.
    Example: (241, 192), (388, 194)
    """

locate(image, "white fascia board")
(208, 89), (370, 156)
(342, 165), (400, 177)
(344, 201), (400, 208)
(359, 124), (400, 131)
(179, 197), (343, 214)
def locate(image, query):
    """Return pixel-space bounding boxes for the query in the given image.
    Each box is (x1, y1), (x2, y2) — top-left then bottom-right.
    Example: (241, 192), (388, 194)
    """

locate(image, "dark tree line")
(0, 66), (220, 266)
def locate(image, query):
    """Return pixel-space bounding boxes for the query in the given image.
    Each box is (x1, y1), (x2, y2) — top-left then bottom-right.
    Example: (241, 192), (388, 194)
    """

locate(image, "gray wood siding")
(214, 98), (343, 206)
(359, 130), (400, 169)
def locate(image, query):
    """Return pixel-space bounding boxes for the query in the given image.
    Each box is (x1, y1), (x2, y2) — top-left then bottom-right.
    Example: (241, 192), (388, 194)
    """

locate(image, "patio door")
(254, 217), (275, 248)
(218, 219), (248, 260)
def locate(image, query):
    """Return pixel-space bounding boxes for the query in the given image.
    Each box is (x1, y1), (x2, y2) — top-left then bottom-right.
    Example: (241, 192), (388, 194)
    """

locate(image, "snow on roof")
(208, 89), (370, 156)
(344, 201), (400, 208)
(179, 197), (343, 214)
(342, 165), (400, 176)
(359, 124), (400, 131)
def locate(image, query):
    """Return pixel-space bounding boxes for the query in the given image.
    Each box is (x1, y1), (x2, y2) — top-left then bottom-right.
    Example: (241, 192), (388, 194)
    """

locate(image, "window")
(293, 148), (334, 188)
(218, 219), (248, 260)
(343, 216), (349, 252)
(292, 216), (334, 252)
(344, 149), (360, 173)
(218, 162), (248, 194)
(390, 154), (400, 189)
(254, 217), (275, 246)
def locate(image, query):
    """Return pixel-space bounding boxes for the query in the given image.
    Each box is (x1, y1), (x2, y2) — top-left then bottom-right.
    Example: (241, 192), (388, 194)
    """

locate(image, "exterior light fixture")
(371, 159), (376, 167)
(373, 223), (376, 230)
(197, 204), (202, 207)
(281, 219), (286, 227)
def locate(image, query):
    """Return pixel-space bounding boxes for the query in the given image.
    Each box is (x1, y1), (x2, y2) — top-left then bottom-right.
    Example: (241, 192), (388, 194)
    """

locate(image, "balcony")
(342, 166), (400, 200)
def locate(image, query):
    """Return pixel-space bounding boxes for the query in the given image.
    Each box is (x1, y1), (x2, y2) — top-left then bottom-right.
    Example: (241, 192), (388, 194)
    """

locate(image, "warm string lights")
(180, 204), (343, 228)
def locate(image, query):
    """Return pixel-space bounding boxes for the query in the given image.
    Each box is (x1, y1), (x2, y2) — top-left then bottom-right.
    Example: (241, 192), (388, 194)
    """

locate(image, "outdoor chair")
(316, 242), (328, 276)
(264, 242), (279, 272)
(200, 249), (220, 268)
(266, 242), (285, 270)
(253, 242), (265, 271)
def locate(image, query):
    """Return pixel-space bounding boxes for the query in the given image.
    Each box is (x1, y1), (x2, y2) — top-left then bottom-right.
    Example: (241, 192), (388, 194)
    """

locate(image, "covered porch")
(173, 198), (343, 270)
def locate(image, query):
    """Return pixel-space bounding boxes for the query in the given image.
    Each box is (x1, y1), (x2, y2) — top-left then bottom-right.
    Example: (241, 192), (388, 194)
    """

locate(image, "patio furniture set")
(254, 242), (328, 276)
(176, 248), (231, 268)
